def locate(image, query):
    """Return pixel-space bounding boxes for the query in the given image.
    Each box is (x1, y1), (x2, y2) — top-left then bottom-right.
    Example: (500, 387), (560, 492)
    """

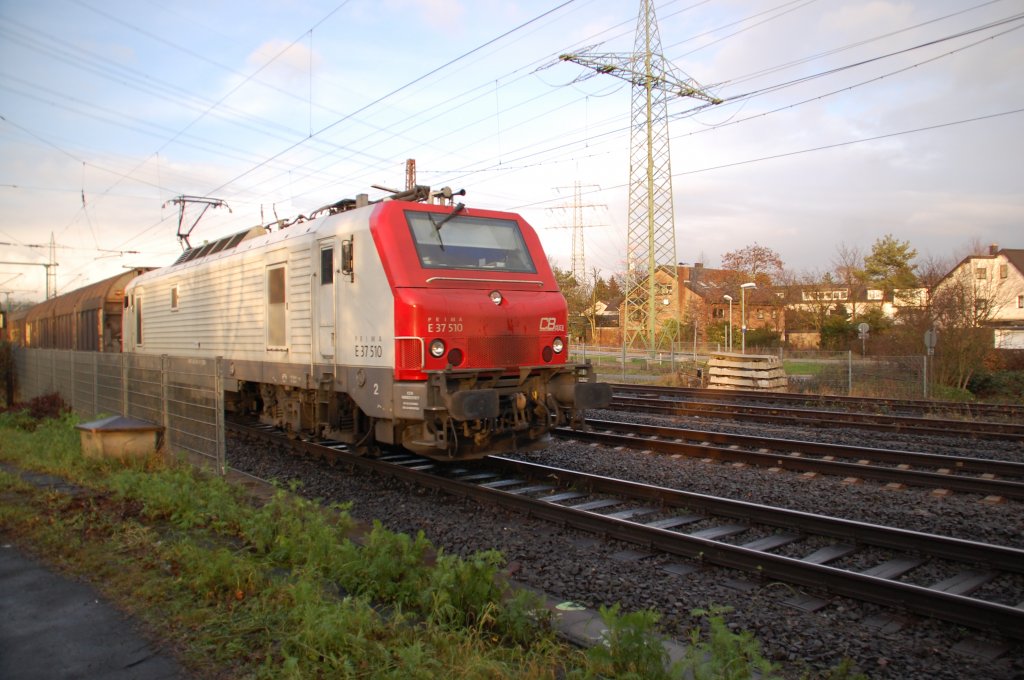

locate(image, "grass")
(781, 361), (827, 376)
(0, 411), (574, 678)
(0, 404), (864, 679)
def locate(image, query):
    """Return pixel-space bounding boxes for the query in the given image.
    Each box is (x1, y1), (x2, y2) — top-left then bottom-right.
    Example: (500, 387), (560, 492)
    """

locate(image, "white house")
(932, 245), (1024, 349)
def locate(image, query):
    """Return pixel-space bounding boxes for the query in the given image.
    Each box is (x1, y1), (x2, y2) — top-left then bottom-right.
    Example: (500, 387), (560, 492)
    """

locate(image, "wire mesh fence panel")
(570, 345), (929, 398)
(13, 348), (48, 401)
(164, 356), (221, 464)
(12, 348), (225, 471)
(96, 354), (124, 416)
(850, 356), (925, 400)
(12, 348), (30, 401)
(71, 353), (98, 420)
(51, 352), (74, 408)
(125, 353), (163, 425)
(782, 350), (851, 395)
(572, 344), (717, 386)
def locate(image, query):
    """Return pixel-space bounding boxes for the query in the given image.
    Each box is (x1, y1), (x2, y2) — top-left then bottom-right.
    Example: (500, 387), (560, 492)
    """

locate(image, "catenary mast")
(560, 0), (720, 350)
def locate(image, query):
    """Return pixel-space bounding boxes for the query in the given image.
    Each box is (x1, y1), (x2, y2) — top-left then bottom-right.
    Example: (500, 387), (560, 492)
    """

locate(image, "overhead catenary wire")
(216, 3), (1024, 220)
(1, 0), (1020, 289)
(505, 106), (1024, 212)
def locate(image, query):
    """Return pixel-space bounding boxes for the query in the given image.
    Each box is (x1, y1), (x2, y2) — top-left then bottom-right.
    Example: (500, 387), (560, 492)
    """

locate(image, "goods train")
(7, 186), (611, 459)
(4, 268), (151, 351)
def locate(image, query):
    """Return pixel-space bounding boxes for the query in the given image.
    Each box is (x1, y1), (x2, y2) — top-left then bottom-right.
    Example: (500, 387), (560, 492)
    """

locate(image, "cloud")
(821, 1), (915, 35)
(245, 39), (319, 86)
(383, 0), (465, 30)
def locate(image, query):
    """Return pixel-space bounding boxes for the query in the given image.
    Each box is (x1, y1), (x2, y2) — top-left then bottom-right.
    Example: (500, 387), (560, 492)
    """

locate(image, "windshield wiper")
(427, 202), (465, 250)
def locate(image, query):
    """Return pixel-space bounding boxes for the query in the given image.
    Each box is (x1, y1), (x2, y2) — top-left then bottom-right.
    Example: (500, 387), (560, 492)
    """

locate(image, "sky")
(1, 0), (1022, 302)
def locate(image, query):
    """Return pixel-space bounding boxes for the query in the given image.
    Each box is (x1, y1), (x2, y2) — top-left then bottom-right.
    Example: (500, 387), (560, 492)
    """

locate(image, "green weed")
(683, 605), (781, 680)
(580, 603), (675, 679)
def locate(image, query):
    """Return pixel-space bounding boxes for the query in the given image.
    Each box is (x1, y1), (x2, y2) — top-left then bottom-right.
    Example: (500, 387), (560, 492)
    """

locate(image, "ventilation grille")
(469, 336), (536, 368)
(396, 338), (423, 370)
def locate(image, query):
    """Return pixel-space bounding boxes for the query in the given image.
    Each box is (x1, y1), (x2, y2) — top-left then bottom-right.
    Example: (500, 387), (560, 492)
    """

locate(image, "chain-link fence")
(781, 350), (927, 398)
(13, 348), (225, 471)
(571, 344), (930, 398)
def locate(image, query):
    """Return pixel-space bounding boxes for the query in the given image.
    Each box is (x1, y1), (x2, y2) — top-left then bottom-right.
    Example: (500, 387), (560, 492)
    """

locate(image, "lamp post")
(740, 282), (756, 354)
(722, 295), (733, 351)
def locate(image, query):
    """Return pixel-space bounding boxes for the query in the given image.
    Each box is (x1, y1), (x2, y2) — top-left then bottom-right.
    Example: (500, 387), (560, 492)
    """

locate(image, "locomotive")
(110, 186), (610, 459)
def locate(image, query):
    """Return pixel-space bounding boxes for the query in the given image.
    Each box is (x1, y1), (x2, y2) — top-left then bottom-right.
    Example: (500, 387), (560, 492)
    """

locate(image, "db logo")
(539, 317), (564, 332)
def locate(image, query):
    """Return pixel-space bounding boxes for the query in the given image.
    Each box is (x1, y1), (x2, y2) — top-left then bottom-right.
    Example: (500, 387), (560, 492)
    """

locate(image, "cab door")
(317, 240), (336, 359)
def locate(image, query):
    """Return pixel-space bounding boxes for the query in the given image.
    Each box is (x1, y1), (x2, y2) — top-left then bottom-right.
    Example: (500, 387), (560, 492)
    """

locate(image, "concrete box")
(75, 415), (163, 461)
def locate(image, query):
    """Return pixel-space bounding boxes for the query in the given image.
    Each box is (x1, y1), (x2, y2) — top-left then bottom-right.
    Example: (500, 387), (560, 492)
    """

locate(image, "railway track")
(227, 420), (1024, 640)
(608, 393), (1024, 441)
(558, 419), (1024, 499)
(611, 384), (1024, 421)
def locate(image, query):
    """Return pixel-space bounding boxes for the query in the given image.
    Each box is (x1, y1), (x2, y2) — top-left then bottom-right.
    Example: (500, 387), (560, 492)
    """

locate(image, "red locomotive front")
(371, 200), (608, 456)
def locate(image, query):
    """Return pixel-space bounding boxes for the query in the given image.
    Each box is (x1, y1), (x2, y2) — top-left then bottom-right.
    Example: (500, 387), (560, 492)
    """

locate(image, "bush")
(0, 393), (69, 428)
(745, 327), (781, 349)
(0, 340), (13, 407)
(966, 369), (1024, 402)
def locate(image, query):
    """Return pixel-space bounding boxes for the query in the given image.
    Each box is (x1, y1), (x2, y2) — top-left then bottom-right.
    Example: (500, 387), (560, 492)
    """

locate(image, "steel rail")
(226, 421), (1024, 639)
(481, 457), (1024, 639)
(611, 384), (1024, 420)
(609, 395), (1024, 441)
(558, 422), (1024, 499)
(582, 418), (1024, 478)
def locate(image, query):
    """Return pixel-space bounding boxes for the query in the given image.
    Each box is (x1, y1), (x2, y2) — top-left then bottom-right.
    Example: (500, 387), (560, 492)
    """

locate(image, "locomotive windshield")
(406, 211), (537, 273)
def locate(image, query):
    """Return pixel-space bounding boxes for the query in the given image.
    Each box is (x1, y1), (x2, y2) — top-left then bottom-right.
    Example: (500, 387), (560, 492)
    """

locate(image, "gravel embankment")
(227, 414), (1024, 680)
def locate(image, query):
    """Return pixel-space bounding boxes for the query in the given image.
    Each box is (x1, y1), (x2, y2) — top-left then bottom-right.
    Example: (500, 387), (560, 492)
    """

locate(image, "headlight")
(552, 337), (564, 353)
(429, 339), (446, 358)
(489, 290), (503, 305)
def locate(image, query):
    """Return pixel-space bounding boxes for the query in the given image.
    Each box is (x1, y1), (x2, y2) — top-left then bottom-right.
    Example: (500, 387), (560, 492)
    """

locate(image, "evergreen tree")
(863, 234), (918, 292)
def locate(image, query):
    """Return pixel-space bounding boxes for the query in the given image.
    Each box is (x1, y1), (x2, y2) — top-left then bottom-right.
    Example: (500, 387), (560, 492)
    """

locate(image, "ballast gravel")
(227, 412), (1024, 680)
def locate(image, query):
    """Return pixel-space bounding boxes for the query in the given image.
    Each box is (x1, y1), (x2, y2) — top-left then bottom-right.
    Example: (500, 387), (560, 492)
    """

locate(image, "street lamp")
(740, 282), (756, 354)
(722, 295), (733, 351)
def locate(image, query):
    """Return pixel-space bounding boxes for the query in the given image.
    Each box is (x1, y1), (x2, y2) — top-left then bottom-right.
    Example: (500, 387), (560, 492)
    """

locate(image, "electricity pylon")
(0, 233), (59, 299)
(548, 181), (605, 284)
(560, 0), (720, 350)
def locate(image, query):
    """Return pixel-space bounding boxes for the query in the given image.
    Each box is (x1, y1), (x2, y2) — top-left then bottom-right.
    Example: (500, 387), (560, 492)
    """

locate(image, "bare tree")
(916, 252), (955, 288)
(952, 236), (988, 261)
(832, 242), (865, 319)
(766, 268), (798, 333)
(721, 243), (784, 286)
(581, 267), (606, 341)
(930, 265), (1007, 390)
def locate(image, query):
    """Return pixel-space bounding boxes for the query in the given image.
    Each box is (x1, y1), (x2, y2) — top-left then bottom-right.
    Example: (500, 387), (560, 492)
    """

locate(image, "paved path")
(0, 542), (188, 679)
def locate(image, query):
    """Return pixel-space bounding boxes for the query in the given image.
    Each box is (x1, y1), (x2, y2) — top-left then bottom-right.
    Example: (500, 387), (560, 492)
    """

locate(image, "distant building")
(931, 245), (1024, 349)
(618, 264), (780, 349)
(776, 284), (927, 348)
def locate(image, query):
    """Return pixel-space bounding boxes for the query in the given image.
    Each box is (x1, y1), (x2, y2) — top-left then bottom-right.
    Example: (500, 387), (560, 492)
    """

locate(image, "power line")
(3, 1), (1020, 288)
(674, 107), (1024, 177)
(504, 105), (1024, 213)
(205, 0), (582, 196)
